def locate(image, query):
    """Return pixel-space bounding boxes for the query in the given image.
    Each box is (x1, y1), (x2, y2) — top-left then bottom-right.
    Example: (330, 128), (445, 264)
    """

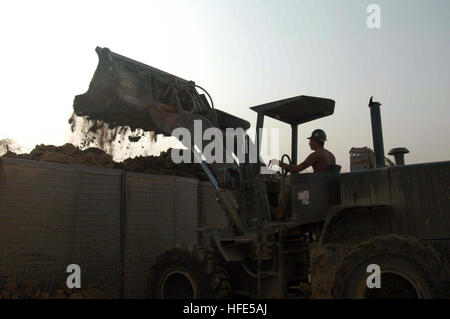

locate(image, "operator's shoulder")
(315, 149), (327, 156)
(324, 148), (336, 158)
(306, 150), (319, 158)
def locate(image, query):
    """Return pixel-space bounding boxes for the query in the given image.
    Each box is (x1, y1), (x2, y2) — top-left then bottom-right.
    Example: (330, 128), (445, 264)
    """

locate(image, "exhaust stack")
(388, 147), (409, 165)
(368, 96), (385, 168)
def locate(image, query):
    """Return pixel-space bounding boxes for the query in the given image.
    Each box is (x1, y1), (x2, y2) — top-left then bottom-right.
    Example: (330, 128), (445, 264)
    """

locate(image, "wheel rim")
(364, 271), (423, 299)
(160, 270), (196, 299)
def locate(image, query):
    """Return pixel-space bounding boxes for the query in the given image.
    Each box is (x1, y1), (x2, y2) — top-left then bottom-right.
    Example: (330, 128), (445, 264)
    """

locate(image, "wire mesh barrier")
(199, 182), (229, 229)
(0, 158), (122, 298)
(123, 173), (199, 298)
(0, 158), (218, 298)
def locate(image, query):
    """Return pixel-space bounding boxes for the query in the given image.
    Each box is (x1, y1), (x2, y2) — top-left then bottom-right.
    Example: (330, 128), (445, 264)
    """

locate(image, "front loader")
(74, 47), (450, 299)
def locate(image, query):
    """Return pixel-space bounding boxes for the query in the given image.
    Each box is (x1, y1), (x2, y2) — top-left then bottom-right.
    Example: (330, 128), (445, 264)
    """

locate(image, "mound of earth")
(1, 143), (207, 180)
(2, 143), (114, 168)
(117, 149), (206, 180)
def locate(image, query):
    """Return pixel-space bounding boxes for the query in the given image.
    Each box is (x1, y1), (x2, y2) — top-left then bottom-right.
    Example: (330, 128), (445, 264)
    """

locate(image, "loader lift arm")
(73, 47), (251, 235)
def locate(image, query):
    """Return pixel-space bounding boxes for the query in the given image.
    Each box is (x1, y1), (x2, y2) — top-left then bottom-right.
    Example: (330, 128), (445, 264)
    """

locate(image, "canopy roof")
(250, 95), (335, 125)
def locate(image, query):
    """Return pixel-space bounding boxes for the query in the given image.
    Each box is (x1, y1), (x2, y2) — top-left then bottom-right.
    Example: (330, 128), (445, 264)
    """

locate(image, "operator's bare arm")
(278, 152), (318, 173)
(280, 162), (308, 173)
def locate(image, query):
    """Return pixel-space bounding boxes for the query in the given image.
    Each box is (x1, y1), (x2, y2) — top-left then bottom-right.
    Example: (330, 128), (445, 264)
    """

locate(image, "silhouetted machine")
(74, 47), (450, 298)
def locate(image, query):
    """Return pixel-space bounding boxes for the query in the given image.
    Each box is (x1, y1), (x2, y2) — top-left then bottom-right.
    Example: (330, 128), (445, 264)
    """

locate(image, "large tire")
(332, 235), (449, 299)
(148, 245), (232, 299)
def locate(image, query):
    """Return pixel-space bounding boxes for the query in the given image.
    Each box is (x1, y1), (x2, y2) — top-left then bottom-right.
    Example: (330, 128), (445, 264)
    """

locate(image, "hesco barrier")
(199, 181), (229, 229)
(0, 157), (227, 298)
(123, 173), (199, 298)
(0, 158), (122, 297)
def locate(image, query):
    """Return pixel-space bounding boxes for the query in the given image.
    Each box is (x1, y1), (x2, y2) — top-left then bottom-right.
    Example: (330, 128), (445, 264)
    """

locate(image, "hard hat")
(307, 129), (327, 142)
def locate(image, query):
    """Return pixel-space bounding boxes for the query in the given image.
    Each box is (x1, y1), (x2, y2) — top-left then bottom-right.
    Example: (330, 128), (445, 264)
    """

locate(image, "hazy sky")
(0, 0), (449, 170)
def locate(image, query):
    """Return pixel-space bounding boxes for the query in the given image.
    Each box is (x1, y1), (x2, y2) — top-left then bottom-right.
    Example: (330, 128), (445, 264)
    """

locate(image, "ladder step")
(283, 248), (303, 254)
(259, 271), (280, 277)
(260, 242), (280, 247)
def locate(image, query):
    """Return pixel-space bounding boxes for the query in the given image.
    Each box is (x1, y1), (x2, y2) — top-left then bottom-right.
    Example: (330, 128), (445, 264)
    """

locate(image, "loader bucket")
(73, 47), (209, 135)
(74, 47), (250, 136)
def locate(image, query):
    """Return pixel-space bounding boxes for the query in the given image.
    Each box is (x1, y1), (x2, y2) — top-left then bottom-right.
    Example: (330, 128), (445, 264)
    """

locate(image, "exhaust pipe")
(368, 97), (385, 168)
(388, 147), (409, 165)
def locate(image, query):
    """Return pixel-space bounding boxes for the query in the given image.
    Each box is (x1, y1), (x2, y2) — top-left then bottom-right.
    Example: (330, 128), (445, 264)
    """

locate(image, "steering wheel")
(277, 154), (292, 219)
(280, 154), (292, 179)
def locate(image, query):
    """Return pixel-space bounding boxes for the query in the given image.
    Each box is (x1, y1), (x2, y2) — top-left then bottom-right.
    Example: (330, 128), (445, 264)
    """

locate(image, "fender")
(311, 202), (393, 298)
(319, 202), (394, 246)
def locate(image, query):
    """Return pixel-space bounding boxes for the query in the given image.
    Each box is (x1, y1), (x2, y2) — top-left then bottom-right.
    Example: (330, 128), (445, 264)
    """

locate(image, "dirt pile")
(2, 143), (207, 180)
(0, 280), (106, 299)
(118, 149), (206, 180)
(2, 143), (115, 168)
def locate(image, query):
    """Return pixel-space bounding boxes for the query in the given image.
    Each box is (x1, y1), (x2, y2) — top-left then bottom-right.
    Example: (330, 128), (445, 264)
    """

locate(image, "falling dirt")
(128, 135), (142, 142)
(68, 112), (159, 161)
(2, 109), (197, 179)
(0, 138), (22, 156)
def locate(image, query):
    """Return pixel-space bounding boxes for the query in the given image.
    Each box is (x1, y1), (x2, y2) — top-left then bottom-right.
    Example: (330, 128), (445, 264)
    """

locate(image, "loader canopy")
(250, 95), (335, 126)
(250, 95), (335, 164)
